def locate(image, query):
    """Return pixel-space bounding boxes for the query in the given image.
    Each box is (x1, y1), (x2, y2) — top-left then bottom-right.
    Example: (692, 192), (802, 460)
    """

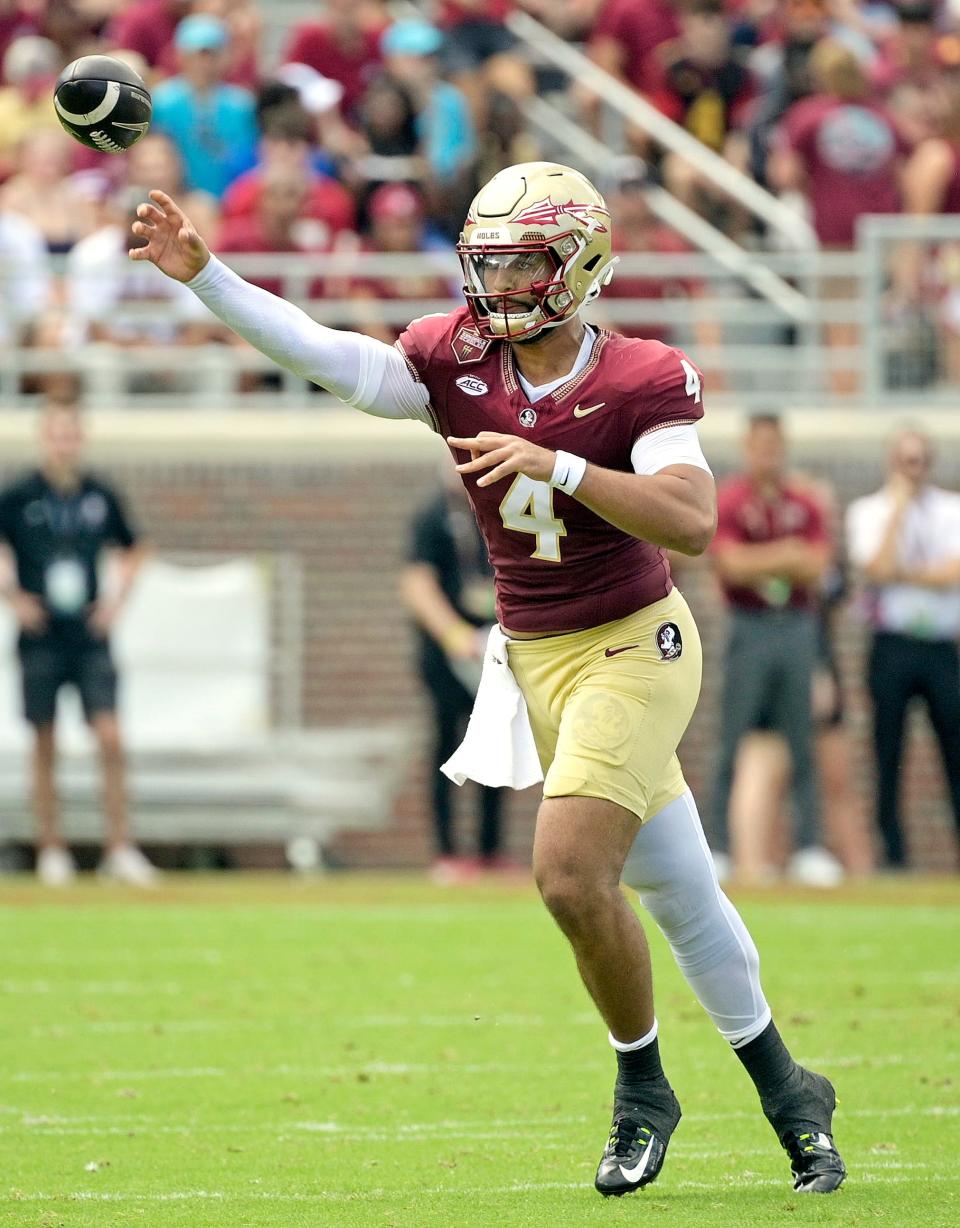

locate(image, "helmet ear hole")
(583, 254), (602, 272)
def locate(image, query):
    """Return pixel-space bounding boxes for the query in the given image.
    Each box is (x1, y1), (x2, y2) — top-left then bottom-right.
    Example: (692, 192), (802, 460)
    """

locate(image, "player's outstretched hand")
(128, 189), (210, 283)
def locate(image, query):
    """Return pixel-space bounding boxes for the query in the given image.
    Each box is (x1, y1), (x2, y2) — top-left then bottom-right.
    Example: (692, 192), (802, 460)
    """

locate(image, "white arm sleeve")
(630, 424), (712, 476)
(186, 256), (432, 424)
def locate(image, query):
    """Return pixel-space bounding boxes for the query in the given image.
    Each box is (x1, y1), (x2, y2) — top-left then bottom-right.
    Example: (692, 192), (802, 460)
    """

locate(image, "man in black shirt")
(399, 470), (508, 882)
(0, 399), (154, 886)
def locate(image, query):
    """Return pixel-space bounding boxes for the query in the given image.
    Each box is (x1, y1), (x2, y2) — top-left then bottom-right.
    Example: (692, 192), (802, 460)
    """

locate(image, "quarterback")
(131, 163), (846, 1196)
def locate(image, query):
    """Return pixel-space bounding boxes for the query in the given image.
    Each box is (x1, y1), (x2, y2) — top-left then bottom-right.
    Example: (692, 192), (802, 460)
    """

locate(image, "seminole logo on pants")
(656, 623), (683, 660)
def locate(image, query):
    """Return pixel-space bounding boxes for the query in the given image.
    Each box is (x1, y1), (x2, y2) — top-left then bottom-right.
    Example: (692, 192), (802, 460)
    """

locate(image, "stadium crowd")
(4, 0), (960, 377)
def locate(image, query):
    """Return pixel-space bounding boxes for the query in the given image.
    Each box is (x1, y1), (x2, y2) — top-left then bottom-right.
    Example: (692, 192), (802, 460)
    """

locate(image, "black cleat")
(783, 1129), (847, 1193)
(764, 1067), (846, 1194)
(594, 1093), (680, 1197)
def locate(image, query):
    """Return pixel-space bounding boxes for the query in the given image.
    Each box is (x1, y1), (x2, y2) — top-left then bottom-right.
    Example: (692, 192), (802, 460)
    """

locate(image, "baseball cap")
(369, 182), (424, 222)
(275, 62), (344, 115)
(175, 15), (228, 53)
(381, 20), (443, 58)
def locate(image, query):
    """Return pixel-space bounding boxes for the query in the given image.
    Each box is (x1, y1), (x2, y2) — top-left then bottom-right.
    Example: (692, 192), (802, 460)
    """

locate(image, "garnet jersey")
(396, 306), (705, 634)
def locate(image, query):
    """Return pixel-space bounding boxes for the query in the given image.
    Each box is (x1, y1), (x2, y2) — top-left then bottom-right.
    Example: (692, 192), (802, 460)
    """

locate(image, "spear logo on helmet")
(510, 197), (610, 234)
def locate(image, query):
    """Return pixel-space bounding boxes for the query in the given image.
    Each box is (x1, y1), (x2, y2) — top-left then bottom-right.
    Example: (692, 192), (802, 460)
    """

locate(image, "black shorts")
(19, 638), (118, 726)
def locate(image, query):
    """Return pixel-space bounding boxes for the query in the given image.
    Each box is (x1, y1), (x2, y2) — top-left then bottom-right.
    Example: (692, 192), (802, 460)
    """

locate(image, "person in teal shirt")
(151, 15), (259, 199)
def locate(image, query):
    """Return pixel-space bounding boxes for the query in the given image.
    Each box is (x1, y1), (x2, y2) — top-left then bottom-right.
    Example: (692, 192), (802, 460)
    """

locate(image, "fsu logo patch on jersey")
(518, 408), (538, 429)
(656, 622), (683, 660)
(451, 324), (492, 365)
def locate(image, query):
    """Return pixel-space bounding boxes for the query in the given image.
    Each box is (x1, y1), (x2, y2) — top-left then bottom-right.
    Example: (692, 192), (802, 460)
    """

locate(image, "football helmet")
(457, 161), (617, 341)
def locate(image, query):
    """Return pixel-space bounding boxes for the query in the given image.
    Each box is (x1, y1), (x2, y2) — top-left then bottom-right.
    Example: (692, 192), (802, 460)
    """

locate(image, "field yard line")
(9, 1055), (946, 1084)
(8, 1172), (960, 1206)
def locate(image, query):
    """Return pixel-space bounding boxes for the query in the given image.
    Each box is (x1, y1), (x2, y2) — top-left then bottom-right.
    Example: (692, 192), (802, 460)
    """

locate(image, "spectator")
(350, 73), (424, 199)
(770, 38), (909, 249)
(846, 428), (960, 870)
(597, 156), (704, 345)
(399, 464), (506, 883)
(748, 0), (831, 185)
(896, 67), (960, 380)
(437, 1), (534, 128)
(66, 186), (219, 347)
(588, 0), (682, 98)
(0, 205), (51, 346)
(0, 129), (97, 251)
(0, 35), (61, 178)
(124, 131), (221, 244)
(379, 19), (477, 237)
(649, 0), (755, 232)
(221, 104), (356, 242)
(329, 182), (454, 344)
(709, 413), (843, 886)
(157, 0), (262, 89)
(269, 62), (354, 168)
(150, 14), (258, 199)
(283, 0), (386, 126)
(219, 165), (331, 297)
(106, 0), (191, 71)
(770, 39), (910, 391)
(0, 2), (39, 65)
(0, 398), (156, 887)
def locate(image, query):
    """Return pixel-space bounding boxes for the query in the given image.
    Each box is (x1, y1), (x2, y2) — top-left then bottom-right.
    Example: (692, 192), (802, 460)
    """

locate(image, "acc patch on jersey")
(451, 324), (492, 365)
(655, 622), (682, 660)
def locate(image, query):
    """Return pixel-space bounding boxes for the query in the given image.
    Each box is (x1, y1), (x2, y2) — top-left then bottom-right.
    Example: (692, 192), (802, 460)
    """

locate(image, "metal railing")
(4, 227), (958, 409)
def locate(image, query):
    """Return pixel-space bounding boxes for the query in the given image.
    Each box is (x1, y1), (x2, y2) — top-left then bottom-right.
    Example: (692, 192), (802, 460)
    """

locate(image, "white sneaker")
(788, 845), (845, 888)
(98, 844), (158, 887)
(36, 846), (77, 887)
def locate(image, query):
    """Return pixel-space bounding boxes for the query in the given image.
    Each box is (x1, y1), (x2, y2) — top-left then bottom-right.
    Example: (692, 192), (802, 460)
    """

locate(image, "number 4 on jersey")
(500, 474), (566, 562)
(680, 358), (701, 403)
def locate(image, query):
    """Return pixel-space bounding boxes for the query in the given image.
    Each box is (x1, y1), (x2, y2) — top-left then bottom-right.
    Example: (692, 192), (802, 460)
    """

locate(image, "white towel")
(441, 625), (543, 790)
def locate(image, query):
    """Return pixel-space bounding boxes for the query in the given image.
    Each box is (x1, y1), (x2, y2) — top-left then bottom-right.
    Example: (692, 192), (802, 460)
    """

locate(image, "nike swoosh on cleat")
(604, 644), (639, 657)
(618, 1141), (655, 1184)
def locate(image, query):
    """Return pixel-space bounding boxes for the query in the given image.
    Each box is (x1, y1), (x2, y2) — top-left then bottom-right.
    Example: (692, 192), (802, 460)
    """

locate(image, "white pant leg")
(622, 789), (771, 1047)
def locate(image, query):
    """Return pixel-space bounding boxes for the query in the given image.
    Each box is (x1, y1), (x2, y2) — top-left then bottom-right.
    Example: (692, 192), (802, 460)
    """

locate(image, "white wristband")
(549, 450), (587, 495)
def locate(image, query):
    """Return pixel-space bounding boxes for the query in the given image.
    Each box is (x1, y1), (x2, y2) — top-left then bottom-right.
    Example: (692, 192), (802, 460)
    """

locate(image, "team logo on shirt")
(655, 622), (683, 660)
(456, 375), (488, 396)
(518, 408), (538, 429)
(451, 324), (492, 365)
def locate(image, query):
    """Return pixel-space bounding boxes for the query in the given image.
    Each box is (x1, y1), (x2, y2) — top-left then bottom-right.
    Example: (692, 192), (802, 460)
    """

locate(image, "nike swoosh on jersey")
(618, 1139), (656, 1184)
(604, 644), (640, 658)
(572, 401), (606, 418)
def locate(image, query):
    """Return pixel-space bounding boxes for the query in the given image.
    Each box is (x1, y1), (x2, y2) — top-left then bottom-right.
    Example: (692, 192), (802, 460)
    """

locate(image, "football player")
(130, 163), (846, 1196)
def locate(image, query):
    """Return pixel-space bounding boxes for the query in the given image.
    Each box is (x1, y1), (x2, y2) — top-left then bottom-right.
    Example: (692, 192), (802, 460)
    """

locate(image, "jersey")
(396, 307), (705, 634)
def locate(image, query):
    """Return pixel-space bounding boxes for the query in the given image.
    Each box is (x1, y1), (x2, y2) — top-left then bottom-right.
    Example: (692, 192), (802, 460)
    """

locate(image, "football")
(54, 55), (152, 154)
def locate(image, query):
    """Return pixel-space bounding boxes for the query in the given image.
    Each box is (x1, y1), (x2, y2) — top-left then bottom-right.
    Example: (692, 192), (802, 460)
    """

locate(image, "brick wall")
(2, 427), (957, 873)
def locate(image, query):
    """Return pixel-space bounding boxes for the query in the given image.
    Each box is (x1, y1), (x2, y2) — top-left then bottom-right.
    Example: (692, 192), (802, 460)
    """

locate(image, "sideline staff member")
(0, 399), (155, 886)
(847, 427), (960, 868)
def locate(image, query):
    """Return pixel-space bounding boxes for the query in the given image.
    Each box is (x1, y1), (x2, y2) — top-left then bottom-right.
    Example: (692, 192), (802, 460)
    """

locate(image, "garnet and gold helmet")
(457, 161), (616, 341)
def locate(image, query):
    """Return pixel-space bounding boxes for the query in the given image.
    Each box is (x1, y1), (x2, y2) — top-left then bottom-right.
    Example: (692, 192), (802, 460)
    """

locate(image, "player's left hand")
(448, 432), (555, 488)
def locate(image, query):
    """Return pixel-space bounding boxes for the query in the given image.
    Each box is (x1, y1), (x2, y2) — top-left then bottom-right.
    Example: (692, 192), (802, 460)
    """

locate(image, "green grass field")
(1, 874), (958, 1228)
